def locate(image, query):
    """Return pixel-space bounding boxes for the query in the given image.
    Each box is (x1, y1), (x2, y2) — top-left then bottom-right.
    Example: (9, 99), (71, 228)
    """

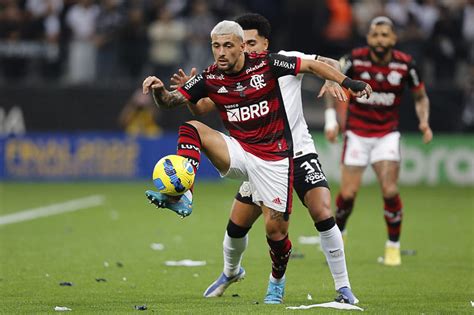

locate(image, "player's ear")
(263, 38), (269, 50)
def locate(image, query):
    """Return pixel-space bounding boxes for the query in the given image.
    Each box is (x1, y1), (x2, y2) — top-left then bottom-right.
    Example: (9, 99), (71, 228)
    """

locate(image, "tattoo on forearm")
(153, 89), (190, 109)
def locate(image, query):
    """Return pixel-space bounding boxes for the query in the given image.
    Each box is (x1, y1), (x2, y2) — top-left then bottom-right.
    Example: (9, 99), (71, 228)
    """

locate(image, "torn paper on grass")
(150, 243), (165, 250)
(286, 301), (364, 311)
(54, 306), (72, 311)
(298, 236), (320, 245)
(164, 259), (206, 266)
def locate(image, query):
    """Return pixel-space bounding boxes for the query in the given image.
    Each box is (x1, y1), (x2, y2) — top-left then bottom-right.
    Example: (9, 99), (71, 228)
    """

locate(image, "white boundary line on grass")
(0, 195), (105, 226)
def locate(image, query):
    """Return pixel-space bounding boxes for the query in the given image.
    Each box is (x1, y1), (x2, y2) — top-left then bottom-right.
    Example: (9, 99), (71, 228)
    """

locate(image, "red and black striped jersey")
(177, 51), (301, 161)
(341, 47), (424, 137)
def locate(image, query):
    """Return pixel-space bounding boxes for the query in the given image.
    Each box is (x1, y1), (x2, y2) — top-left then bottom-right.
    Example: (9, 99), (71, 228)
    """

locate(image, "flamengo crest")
(250, 74), (266, 90)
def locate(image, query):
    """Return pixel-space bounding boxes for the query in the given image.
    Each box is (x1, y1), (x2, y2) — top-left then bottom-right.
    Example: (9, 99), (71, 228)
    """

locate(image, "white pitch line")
(0, 195), (105, 226)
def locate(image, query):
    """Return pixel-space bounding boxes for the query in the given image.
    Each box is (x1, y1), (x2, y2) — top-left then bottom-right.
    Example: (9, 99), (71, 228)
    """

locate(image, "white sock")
(223, 231), (248, 277)
(319, 225), (350, 290)
(269, 273), (285, 284)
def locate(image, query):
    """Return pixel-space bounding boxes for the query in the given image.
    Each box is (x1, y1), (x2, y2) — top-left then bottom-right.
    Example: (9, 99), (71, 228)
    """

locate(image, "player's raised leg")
(147, 120), (230, 216)
(373, 160), (403, 266)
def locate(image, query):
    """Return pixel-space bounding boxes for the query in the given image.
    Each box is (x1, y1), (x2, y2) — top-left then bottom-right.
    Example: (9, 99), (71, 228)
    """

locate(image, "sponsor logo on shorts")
(272, 197), (282, 205)
(305, 172), (326, 185)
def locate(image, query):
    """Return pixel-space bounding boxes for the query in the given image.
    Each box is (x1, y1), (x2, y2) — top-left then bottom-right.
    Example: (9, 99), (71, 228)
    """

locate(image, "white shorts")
(342, 130), (401, 167)
(219, 133), (293, 213)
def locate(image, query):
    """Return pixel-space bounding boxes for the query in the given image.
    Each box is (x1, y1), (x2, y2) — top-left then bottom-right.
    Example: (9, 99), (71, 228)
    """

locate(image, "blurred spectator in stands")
(427, 5), (463, 85)
(147, 6), (186, 87)
(184, 0), (215, 72)
(385, 0), (412, 30)
(25, 0), (63, 40)
(25, 0), (63, 79)
(94, 0), (124, 82)
(118, 88), (161, 137)
(461, 64), (474, 131)
(462, 0), (474, 63)
(397, 13), (424, 63)
(409, 0), (439, 39)
(322, 0), (353, 56)
(0, 1), (28, 80)
(65, 0), (100, 84)
(352, 0), (384, 44)
(118, 6), (148, 81)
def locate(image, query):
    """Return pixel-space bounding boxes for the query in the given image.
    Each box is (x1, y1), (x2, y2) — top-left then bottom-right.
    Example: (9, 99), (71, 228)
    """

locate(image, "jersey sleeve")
(176, 73), (208, 103)
(407, 59), (424, 91)
(278, 50), (318, 61)
(339, 53), (353, 77)
(268, 53), (301, 78)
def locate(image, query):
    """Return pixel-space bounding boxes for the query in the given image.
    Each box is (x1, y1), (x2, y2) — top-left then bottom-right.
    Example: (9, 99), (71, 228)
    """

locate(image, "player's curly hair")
(235, 13), (271, 40)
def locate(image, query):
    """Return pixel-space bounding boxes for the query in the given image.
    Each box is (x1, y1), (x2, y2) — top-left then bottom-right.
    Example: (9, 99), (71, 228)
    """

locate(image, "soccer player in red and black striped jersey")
(325, 16), (433, 266)
(171, 13), (359, 305)
(143, 20), (371, 303)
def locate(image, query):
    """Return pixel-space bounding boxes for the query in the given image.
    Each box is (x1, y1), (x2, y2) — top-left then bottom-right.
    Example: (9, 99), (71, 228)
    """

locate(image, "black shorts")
(235, 153), (329, 206)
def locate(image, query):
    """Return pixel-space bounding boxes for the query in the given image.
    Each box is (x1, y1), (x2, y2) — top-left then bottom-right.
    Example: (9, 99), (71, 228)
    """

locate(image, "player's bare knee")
(381, 183), (398, 198)
(341, 189), (357, 200)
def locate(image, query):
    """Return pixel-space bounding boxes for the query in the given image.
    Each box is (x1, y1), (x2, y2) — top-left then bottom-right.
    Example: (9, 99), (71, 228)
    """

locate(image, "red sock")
(267, 235), (292, 279)
(177, 123), (201, 192)
(384, 194), (403, 242)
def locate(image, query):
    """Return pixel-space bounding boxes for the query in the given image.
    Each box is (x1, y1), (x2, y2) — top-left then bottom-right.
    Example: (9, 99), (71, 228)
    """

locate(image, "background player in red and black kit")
(325, 16), (433, 266)
(143, 20), (371, 303)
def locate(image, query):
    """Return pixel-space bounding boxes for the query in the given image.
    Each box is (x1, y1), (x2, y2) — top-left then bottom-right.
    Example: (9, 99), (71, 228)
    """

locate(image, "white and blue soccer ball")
(152, 155), (195, 196)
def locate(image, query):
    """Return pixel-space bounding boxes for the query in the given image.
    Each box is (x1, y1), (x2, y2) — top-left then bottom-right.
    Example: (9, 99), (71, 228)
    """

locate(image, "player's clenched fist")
(143, 76), (164, 95)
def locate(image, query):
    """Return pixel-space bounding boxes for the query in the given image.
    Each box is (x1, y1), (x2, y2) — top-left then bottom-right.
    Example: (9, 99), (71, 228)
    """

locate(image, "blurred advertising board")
(0, 133), (472, 186)
(0, 133), (219, 181)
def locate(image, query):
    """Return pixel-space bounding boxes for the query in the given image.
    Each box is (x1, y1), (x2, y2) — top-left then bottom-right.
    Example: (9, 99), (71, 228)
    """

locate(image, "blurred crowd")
(0, 0), (472, 91)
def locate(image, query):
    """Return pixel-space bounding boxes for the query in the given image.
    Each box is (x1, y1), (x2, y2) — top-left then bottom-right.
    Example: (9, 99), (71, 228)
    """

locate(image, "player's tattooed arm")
(153, 89), (191, 109)
(142, 75), (193, 109)
(317, 56), (341, 71)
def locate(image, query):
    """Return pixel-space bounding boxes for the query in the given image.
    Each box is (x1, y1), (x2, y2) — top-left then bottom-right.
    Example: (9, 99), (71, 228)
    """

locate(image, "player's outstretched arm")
(142, 76), (193, 109)
(170, 68), (217, 116)
(300, 59), (372, 98)
(314, 56), (348, 102)
(413, 87), (433, 144)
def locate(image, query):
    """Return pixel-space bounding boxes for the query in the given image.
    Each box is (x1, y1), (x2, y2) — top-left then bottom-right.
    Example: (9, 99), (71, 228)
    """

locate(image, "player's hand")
(318, 80), (347, 102)
(342, 78), (372, 99)
(419, 122), (433, 144)
(170, 68), (197, 89)
(325, 125), (339, 143)
(143, 76), (165, 95)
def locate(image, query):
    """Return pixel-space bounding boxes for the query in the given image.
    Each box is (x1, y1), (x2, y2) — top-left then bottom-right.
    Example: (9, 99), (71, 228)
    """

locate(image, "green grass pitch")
(0, 181), (472, 314)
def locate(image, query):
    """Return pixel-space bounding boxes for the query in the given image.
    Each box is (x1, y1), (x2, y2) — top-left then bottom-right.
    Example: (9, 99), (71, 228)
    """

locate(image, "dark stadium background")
(0, 0), (472, 183)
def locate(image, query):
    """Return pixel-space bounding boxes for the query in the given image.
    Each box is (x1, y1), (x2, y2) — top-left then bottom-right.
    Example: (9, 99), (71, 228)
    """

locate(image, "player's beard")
(369, 44), (393, 60)
(218, 59), (237, 72)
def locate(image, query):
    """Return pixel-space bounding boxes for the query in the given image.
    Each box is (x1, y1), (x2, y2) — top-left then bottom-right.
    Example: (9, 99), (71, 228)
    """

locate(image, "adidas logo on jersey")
(217, 86), (228, 94)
